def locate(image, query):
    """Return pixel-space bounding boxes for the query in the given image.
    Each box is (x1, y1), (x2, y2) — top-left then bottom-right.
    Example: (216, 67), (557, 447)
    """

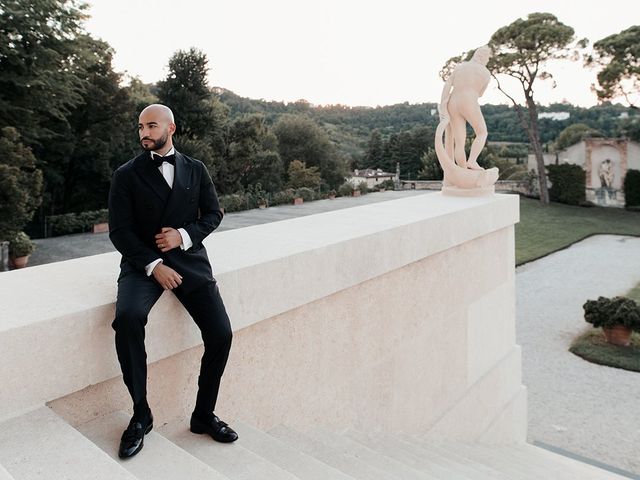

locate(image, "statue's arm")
(438, 70), (455, 119)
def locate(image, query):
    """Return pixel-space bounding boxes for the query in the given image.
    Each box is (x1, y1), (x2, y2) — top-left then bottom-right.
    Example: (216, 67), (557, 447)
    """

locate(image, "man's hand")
(152, 263), (183, 290)
(155, 227), (182, 252)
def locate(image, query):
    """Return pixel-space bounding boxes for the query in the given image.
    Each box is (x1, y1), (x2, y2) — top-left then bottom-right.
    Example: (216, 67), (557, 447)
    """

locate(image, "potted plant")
(9, 231), (35, 269)
(328, 189), (337, 200)
(583, 296), (640, 346)
(257, 196), (268, 209)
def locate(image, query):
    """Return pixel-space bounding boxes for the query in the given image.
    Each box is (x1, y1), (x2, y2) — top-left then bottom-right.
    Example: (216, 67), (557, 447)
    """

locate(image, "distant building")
(538, 112), (571, 121)
(348, 168), (396, 189)
(528, 138), (640, 207)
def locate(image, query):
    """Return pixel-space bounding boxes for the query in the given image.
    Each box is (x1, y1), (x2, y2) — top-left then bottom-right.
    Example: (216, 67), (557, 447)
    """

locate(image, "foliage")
(295, 187), (315, 202)
(0, 0), (87, 147)
(337, 182), (355, 197)
(588, 26), (640, 108)
(218, 194), (246, 213)
(487, 12), (587, 203)
(553, 123), (602, 151)
(624, 169), (640, 207)
(47, 209), (108, 236)
(356, 181), (369, 194)
(8, 231), (35, 257)
(583, 296), (640, 331)
(271, 189), (296, 205)
(379, 179), (396, 190)
(547, 164), (586, 205)
(0, 127), (43, 241)
(274, 114), (347, 189)
(418, 149), (443, 180)
(286, 159), (321, 189)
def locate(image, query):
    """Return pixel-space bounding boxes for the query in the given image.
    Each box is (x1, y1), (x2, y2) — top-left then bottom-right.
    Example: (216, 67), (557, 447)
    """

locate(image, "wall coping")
(1, 193), (519, 333)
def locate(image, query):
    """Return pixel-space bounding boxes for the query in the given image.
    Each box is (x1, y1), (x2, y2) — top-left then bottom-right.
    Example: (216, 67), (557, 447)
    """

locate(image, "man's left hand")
(155, 227), (182, 252)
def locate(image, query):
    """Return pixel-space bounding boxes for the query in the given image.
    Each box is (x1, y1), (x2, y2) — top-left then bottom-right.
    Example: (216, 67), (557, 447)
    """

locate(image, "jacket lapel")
(161, 151), (191, 225)
(133, 152), (172, 202)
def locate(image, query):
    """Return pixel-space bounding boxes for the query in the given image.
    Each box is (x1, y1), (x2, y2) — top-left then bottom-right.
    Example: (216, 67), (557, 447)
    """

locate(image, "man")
(108, 104), (238, 459)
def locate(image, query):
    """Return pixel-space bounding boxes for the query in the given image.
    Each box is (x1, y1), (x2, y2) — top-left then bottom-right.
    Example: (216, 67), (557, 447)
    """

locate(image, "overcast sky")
(84, 0), (638, 107)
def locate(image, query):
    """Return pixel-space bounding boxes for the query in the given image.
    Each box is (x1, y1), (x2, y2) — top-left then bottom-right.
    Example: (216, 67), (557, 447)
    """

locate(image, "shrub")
(547, 164), (586, 205)
(295, 187), (315, 202)
(47, 209), (108, 236)
(357, 181), (369, 194)
(219, 194), (247, 213)
(583, 296), (640, 331)
(9, 231), (35, 257)
(338, 182), (354, 197)
(380, 179), (396, 190)
(271, 189), (296, 206)
(624, 169), (640, 207)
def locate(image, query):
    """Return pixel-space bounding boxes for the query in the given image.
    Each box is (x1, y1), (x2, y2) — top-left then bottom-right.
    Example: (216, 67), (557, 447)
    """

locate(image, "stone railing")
(0, 193), (523, 443)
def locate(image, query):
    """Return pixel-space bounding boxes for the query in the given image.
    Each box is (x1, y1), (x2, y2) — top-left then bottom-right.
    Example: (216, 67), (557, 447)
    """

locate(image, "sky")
(84, 0), (639, 108)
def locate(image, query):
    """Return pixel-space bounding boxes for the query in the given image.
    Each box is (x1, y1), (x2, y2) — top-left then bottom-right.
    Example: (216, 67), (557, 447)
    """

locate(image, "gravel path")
(517, 234), (640, 475)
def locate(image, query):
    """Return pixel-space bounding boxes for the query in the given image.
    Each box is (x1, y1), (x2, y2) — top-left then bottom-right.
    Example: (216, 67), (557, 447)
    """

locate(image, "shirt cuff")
(178, 228), (193, 250)
(145, 258), (163, 276)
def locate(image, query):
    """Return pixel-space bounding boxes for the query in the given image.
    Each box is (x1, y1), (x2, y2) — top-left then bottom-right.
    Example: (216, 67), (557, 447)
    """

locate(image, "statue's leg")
(462, 102), (488, 170)
(449, 110), (467, 169)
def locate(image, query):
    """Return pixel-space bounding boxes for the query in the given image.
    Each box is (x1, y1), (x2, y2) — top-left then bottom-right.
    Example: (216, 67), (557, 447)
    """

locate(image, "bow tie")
(151, 153), (175, 167)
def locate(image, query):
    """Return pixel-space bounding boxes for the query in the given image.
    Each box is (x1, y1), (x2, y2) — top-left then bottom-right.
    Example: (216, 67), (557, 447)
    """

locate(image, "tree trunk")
(526, 98), (550, 204)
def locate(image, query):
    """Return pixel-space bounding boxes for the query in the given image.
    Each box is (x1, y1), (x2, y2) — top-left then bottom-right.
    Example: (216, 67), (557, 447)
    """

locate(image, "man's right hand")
(152, 263), (183, 290)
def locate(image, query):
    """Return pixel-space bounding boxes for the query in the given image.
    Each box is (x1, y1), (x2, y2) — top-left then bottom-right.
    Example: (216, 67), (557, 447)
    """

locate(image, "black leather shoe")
(190, 413), (238, 443)
(118, 412), (153, 458)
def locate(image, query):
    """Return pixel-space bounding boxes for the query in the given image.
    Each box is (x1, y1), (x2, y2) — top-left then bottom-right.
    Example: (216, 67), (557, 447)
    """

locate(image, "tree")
(0, 127), (43, 241)
(418, 148), (443, 180)
(224, 114), (283, 193)
(157, 48), (229, 184)
(274, 114), (346, 189)
(0, 0), (87, 147)
(588, 26), (640, 108)
(488, 12), (587, 203)
(286, 160), (321, 189)
(553, 123), (602, 151)
(364, 130), (384, 168)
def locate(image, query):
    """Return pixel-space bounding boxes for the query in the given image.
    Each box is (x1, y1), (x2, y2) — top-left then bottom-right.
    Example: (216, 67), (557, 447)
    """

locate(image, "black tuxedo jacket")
(108, 150), (223, 293)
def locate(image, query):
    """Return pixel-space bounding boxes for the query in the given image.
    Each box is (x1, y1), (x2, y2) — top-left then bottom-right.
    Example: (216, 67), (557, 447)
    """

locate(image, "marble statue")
(598, 159), (614, 188)
(436, 46), (499, 193)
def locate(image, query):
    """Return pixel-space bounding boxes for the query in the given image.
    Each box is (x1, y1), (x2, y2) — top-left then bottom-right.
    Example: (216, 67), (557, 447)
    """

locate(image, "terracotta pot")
(602, 325), (632, 346)
(328, 195), (336, 200)
(10, 255), (29, 269)
(92, 222), (109, 233)
(352, 190), (361, 197)
(293, 197), (303, 205)
(258, 203), (267, 209)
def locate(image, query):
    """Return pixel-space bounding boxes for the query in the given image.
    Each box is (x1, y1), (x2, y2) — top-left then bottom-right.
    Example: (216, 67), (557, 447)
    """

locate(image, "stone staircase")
(0, 407), (629, 480)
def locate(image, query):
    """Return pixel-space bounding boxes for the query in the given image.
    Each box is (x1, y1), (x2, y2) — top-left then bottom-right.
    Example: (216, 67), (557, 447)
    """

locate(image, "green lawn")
(515, 197), (640, 265)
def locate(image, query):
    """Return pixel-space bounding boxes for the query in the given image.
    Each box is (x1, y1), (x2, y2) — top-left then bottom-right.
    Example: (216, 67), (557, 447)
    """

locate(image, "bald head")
(471, 46), (491, 66)
(140, 104), (174, 123)
(138, 104), (176, 154)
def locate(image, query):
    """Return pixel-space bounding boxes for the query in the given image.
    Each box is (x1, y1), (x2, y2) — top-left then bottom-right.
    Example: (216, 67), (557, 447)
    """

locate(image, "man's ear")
(168, 122), (177, 135)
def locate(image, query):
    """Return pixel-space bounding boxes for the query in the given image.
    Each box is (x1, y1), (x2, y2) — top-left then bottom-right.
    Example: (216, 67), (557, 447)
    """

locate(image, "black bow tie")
(151, 153), (175, 167)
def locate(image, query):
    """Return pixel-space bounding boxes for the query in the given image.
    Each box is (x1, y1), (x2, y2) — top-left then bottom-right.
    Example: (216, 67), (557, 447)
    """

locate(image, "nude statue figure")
(435, 46), (499, 191)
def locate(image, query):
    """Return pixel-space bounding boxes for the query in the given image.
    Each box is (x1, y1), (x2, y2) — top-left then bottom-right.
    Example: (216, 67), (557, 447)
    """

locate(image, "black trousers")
(112, 273), (232, 416)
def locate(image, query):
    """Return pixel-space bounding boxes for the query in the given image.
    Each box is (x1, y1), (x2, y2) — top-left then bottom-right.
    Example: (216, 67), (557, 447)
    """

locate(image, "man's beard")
(140, 132), (168, 151)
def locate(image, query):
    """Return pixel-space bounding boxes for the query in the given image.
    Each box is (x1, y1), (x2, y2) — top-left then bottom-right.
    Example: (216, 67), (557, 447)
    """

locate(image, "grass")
(515, 197), (640, 265)
(570, 329), (640, 373)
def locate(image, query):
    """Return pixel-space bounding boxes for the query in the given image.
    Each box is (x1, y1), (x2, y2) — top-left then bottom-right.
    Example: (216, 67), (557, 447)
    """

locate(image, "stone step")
(305, 427), (440, 480)
(269, 425), (397, 480)
(77, 411), (229, 480)
(498, 443), (630, 480)
(342, 429), (475, 480)
(426, 440), (628, 480)
(0, 464), (14, 480)
(232, 421), (355, 480)
(0, 407), (136, 480)
(164, 418), (299, 480)
(398, 435), (515, 480)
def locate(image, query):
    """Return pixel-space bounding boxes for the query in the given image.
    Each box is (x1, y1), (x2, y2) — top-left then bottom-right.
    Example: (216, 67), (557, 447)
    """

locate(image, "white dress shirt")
(145, 147), (193, 276)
